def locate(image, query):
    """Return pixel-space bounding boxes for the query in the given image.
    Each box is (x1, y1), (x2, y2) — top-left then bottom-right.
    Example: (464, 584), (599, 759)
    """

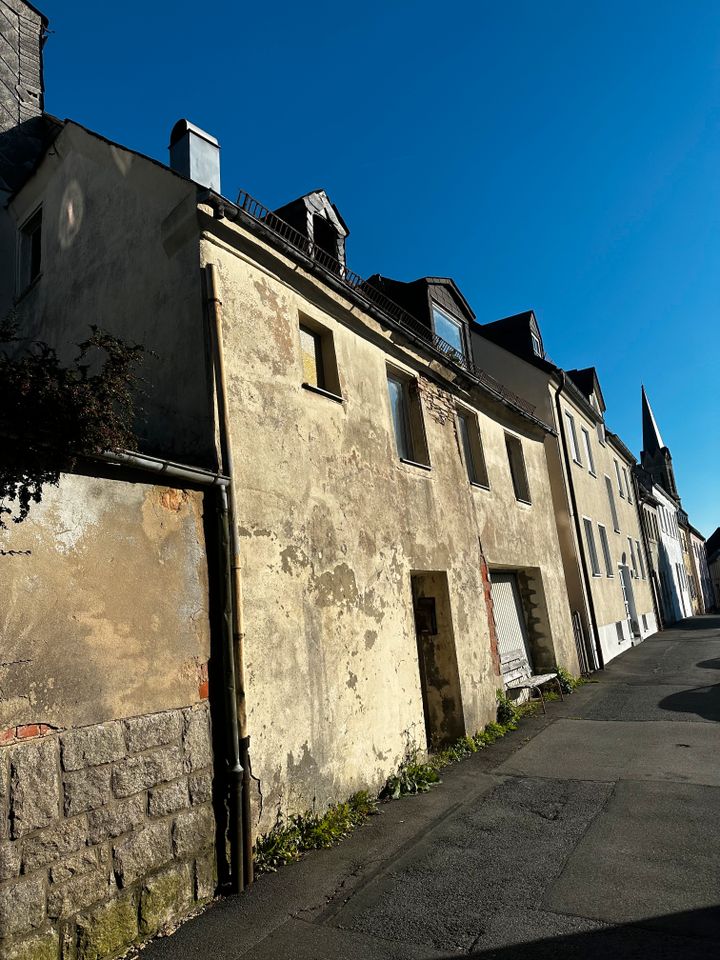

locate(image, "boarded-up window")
(299, 324), (325, 389)
(505, 434), (531, 504)
(457, 410), (489, 488)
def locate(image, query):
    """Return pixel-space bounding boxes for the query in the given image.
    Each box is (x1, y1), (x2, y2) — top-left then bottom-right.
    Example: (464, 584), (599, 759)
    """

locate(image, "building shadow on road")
(658, 683), (720, 721)
(461, 906), (720, 959)
(669, 616), (720, 631)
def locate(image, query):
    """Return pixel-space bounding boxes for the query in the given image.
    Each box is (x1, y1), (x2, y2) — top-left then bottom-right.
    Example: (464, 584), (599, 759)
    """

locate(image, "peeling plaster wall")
(2, 122), (214, 465)
(201, 220), (577, 829)
(0, 474), (211, 731)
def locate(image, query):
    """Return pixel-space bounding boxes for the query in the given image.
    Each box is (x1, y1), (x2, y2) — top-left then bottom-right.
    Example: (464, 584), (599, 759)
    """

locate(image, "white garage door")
(490, 572), (532, 677)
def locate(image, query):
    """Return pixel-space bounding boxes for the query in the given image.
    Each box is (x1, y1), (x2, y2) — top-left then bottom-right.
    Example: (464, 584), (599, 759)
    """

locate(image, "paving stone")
(123, 712), (181, 755)
(112, 747), (184, 798)
(9, 739), (61, 838)
(181, 707), (212, 773)
(61, 724), (125, 772)
(47, 866), (116, 920)
(172, 806), (214, 860)
(75, 895), (138, 960)
(188, 771), (212, 806)
(86, 794), (146, 844)
(63, 767), (112, 816)
(0, 839), (21, 881)
(148, 780), (189, 818)
(138, 862), (193, 935)
(0, 873), (46, 938)
(113, 822), (172, 888)
(22, 818), (87, 873)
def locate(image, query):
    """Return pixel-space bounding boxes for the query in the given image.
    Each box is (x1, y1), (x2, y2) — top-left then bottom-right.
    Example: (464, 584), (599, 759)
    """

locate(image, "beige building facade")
(2, 117), (580, 835)
(471, 313), (657, 666)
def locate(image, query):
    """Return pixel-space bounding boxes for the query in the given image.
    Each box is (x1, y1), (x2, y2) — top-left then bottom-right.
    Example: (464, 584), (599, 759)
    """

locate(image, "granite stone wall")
(0, 703), (216, 959)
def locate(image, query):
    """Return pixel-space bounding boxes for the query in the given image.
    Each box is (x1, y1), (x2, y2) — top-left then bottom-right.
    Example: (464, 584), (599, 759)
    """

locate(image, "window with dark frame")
(505, 434), (531, 504)
(387, 370), (430, 467)
(298, 317), (342, 399)
(457, 409), (489, 488)
(18, 206), (42, 292)
(614, 459), (625, 499)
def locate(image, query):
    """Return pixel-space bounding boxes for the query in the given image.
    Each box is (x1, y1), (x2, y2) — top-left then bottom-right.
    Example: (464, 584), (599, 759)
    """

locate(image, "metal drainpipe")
(554, 374), (605, 670)
(205, 263), (254, 888)
(90, 448), (244, 889)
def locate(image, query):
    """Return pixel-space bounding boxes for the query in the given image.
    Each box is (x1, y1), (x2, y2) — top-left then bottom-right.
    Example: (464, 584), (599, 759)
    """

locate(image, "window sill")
(591, 573), (602, 578)
(589, 471), (597, 478)
(400, 457), (432, 472)
(301, 382), (344, 404)
(14, 273), (42, 305)
(572, 458), (583, 467)
(470, 481), (490, 491)
(515, 498), (533, 506)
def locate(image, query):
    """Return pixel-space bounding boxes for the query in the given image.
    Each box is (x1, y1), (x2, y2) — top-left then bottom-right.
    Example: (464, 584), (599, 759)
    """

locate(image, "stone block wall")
(0, 703), (216, 960)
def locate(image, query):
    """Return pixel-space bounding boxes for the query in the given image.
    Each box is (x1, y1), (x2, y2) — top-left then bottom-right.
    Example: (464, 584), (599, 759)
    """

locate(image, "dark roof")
(706, 527), (720, 557)
(565, 367), (606, 412)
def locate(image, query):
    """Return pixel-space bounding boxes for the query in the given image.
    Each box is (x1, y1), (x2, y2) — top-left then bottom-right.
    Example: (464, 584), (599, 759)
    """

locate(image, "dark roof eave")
(200, 191), (555, 435)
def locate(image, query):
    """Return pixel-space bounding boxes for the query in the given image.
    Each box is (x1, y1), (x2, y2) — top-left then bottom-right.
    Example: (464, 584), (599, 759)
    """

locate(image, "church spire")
(641, 385), (665, 455)
(641, 386), (679, 501)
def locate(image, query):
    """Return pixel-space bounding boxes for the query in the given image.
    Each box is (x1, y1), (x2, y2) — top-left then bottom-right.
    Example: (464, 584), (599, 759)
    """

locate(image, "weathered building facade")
(470, 313), (657, 667)
(1, 5), (583, 954)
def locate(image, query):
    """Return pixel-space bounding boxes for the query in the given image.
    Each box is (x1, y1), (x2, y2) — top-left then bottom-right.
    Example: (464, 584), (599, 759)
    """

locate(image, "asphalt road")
(140, 615), (720, 959)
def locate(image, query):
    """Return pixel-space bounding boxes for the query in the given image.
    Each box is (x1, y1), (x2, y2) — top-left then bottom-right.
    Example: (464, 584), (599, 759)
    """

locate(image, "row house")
(636, 388), (694, 623)
(2, 112), (581, 831)
(468, 312), (657, 667)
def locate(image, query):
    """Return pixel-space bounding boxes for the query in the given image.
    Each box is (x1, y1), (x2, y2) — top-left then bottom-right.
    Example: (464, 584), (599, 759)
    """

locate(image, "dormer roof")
(565, 367), (606, 414)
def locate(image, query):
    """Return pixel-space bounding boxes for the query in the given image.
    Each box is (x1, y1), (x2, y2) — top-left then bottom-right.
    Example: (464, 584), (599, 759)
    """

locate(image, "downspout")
(88, 449), (244, 888)
(554, 373), (604, 670)
(205, 263), (254, 889)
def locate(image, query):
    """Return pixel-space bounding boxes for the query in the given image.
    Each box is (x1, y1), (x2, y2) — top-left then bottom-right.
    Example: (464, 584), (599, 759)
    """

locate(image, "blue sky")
(41, 0), (719, 535)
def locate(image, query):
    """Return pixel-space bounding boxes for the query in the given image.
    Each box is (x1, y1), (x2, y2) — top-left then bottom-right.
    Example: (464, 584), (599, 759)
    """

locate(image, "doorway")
(410, 572), (465, 750)
(619, 565), (640, 637)
(491, 572), (533, 681)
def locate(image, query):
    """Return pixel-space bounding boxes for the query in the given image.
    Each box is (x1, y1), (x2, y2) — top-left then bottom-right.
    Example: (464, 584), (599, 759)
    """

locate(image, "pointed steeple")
(641, 386), (679, 501)
(641, 385), (665, 455)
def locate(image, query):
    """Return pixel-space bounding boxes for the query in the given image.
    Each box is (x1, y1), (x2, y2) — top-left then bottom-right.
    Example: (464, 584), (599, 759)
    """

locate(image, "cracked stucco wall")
(201, 221), (578, 831)
(0, 474), (211, 732)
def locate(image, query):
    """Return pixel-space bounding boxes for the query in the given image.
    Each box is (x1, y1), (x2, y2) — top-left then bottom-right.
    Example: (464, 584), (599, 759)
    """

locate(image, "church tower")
(641, 386), (680, 501)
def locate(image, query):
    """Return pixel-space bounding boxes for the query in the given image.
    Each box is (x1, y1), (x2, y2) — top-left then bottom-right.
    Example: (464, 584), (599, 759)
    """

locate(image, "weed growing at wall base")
(253, 673), (585, 874)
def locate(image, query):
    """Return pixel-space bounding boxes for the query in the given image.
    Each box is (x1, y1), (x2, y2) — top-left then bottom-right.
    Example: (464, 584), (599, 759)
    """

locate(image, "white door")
(490, 572), (532, 677)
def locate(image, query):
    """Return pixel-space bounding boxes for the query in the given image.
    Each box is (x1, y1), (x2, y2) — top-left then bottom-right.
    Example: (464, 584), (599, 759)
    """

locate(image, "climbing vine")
(0, 316), (146, 528)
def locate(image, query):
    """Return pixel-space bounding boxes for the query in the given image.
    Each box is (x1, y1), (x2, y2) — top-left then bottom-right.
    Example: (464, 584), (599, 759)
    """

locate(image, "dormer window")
(531, 331), (542, 357)
(431, 304), (465, 359)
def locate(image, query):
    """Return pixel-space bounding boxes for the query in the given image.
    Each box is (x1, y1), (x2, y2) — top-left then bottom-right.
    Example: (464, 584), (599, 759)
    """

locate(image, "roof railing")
(234, 189), (536, 419)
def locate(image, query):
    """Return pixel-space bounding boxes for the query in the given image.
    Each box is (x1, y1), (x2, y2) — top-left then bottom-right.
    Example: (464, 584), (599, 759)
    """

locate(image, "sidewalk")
(139, 616), (720, 959)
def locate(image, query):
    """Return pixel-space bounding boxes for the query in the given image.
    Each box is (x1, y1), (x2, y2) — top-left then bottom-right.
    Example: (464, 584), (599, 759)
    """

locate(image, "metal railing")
(234, 189), (536, 419)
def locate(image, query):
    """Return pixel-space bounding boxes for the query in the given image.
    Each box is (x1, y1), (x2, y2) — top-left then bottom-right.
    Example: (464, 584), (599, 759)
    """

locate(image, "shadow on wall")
(456, 905), (720, 959)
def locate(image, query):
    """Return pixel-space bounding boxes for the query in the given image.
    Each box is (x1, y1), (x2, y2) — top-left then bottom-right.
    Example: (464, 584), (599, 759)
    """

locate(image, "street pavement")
(140, 616), (720, 959)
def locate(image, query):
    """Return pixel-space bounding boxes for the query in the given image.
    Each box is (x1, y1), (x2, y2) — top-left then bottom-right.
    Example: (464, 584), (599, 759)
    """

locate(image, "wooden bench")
(503, 658), (564, 715)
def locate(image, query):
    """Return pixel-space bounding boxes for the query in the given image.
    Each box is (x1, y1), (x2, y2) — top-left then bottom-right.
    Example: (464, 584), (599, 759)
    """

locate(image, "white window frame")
(628, 537), (639, 578)
(605, 475), (620, 533)
(614, 460), (625, 499)
(598, 523), (613, 578)
(581, 427), (596, 476)
(565, 411), (582, 465)
(583, 516), (602, 576)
